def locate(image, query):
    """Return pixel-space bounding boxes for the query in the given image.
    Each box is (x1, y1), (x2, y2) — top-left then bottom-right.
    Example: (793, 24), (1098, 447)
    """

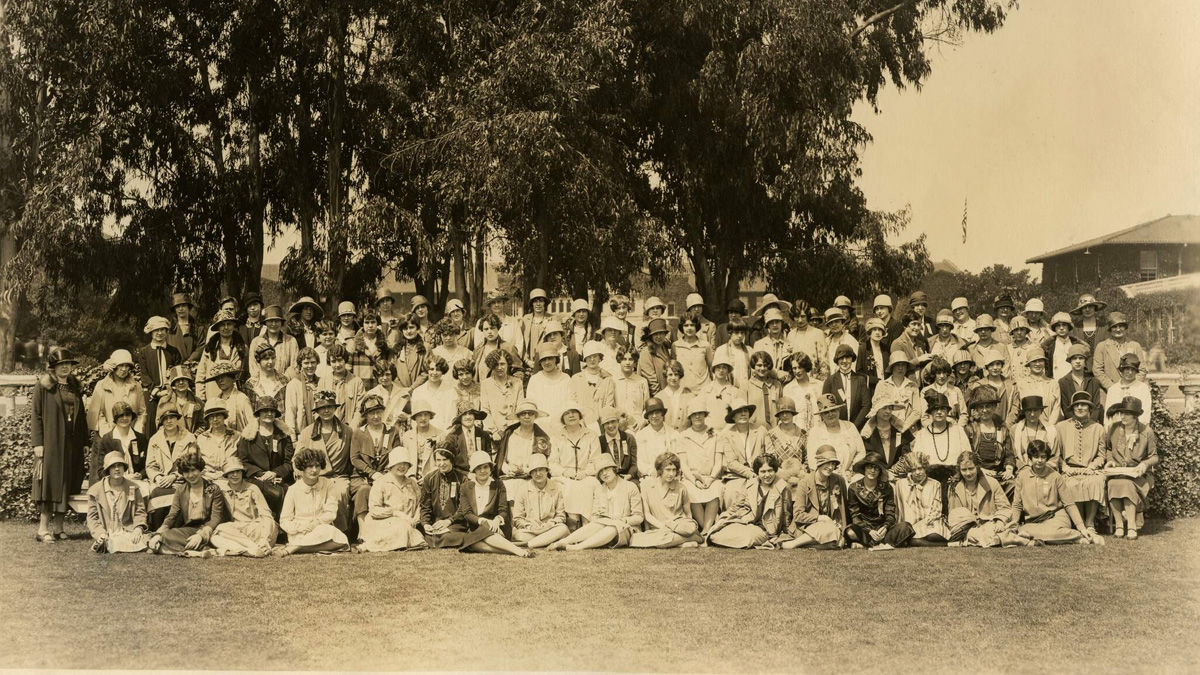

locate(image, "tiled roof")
(1027, 215), (1200, 263)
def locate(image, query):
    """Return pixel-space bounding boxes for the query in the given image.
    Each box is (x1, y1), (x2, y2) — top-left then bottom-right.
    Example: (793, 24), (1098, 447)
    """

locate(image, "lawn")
(2, 518), (1199, 674)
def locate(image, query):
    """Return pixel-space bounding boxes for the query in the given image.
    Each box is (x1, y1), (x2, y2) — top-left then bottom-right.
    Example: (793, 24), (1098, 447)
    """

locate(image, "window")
(1140, 250), (1158, 281)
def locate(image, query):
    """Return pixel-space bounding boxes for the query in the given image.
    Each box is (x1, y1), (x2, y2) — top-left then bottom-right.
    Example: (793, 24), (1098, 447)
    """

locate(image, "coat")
(237, 429), (296, 484)
(31, 374), (89, 507)
(134, 343), (182, 397)
(157, 479), (228, 541)
(86, 477), (147, 540)
(493, 422), (552, 479)
(437, 426), (495, 474)
(822, 370), (871, 429)
(454, 478), (512, 538)
(599, 430), (639, 481)
(90, 429), (150, 484)
(791, 471), (849, 529)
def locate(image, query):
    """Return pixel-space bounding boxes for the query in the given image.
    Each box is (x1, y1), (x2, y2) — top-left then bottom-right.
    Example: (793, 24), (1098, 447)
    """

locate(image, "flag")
(961, 197), (968, 244)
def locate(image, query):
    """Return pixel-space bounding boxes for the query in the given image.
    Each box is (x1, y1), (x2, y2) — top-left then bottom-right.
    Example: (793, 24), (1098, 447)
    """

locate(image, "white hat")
(388, 446), (416, 470)
(644, 296), (667, 312)
(469, 450), (493, 472)
(873, 294), (893, 309)
(543, 319), (565, 335)
(445, 298), (465, 314)
(1024, 298), (1045, 314)
(686, 398), (710, 419)
(409, 399), (436, 419)
(600, 316), (626, 334)
(105, 349), (135, 369)
(763, 307), (786, 325)
(338, 301), (357, 317)
(685, 292), (705, 309)
(582, 341), (606, 360)
(570, 298), (590, 314)
(951, 297), (969, 311)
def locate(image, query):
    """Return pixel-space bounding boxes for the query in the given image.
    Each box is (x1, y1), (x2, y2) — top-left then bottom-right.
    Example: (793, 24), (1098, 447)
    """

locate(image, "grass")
(2, 518), (1199, 674)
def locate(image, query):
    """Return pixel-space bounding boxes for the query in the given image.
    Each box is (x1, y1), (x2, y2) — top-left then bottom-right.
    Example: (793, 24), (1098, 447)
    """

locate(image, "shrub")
(0, 410), (38, 521)
(1146, 381), (1200, 519)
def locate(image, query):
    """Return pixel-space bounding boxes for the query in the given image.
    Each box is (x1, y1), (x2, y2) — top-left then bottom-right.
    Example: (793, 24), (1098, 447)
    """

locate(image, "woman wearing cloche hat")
(31, 347), (89, 543)
(677, 397), (723, 534)
(547, 454), (642, 551)
(455, 451), (534, 557)
(1054, 390), (1107, 535)
(510, 453), (571, 549)
(781, 445), (849, 550)
(88, 349), (147, 438)
(209, 459), (279, 557)
(85, 450), (150, 553)
(844, 452), (914, 550)
(356, 447), (426, 552)
(547, 404), (602, 526)
(1105, 396), (1158, 540)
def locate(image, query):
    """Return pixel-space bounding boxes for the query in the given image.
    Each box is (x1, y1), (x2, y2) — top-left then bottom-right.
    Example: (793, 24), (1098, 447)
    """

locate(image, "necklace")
(930, 425), (950, 462)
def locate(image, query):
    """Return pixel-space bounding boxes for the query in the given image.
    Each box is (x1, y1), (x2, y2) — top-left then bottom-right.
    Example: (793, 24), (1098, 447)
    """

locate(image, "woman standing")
(88, 350), (147, 437)
(31, 348), (90, 542)
(286, 296), (324, 351)
(167, 293), (203, 360)
(638, 318), (673, 395)
(673, 316), (712, 392)
(480, 350), (523, 439)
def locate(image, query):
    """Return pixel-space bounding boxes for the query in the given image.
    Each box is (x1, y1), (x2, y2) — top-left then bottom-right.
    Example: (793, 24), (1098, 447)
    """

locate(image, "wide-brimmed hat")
(569, 298), (590, 315)
(337, 301), (357, 318)
(1069, 391), (1100, 409)
(1118, 353), (1142, 371)
(410, 295), (431, 311)
(312, 390), (339, 413)
(110, 401), (138, 423)
(203, 361), (241, 383)
(1107, 312), (1130, 329)
(644, 397), (668, 419)
(646, 318), (670, 336)
(1023, 298), (1045, 315)
(853, 452), (889, 475)
(754, 293), (782, 316)
(599, 406), (621, 425)
(935, 310), (954, 327)
(1020, 396), (1045, 413)
(409, 399), (435, 419)
(686, 398), (710, 419)
(581, 341), (606, 361)
(1066, 343), (1090, 360)
(1107, 396), (1145, 418)
(1050, 312), (1074, 329)
(527, 454), (550, 473)
(685, 292), (705, 309)
(360, 394), (387, 416)
(454, 405), (487, 426)
(388, 446), (416, 470)
(211, 308), (241, 327)
(468, 450), (493, 472)
(885, 352), (911, 374)
(833, 295), (853, 309)
(873, 294), (893, 309)
(106, 349), (135, 369)
(823, 307), (846, 324)
(1070, 294), (1107, 315)
(993, 294), (1015, 311)
(253, 396), (280, 416)
(644, 296), (668, 313)
(978, 347), (1005, 366)
(171, 292), (196, 309)
(775, 397), (798, 417)
(812, 445), (839, 468)
(724, 396), (757, 424)
(908, 291), (929, 306)
(973, 314), (996, 332)
(593, 453), (619, 479)
(599, 316), (626, 334)
(833, 344), (856, 363)
(925, 391), (952, 412)
(867, 393), (907, 421)
(262, 305), (285, 322)
(967, 384), (999, 409)
(102, 451), (129, 474)
(484, 291), (508, 306)
(203, 400), (229, 419)
(815, 394), (842, 415)
(514, 399), (547, 419)
(527, 288), (549, 306)
(951, 297), (969, 312)
(535, 343), (562, 363)
(143, 316), (171, 334)
(1024, 347), (1048, 366)
(1009, 315), (1030, 332)
(223, 459), (246, 477)
(289, 296), (324, 320)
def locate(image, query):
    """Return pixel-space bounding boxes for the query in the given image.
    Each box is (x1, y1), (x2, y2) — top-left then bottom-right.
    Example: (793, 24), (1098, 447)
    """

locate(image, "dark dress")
(90, 429), (150, 484)
(419, 468), (472, 548)
(237, 428), (295, 515)
(454, 478), (513, 551)
(845, 479), (914, 548)
(31, 375), (90, 510)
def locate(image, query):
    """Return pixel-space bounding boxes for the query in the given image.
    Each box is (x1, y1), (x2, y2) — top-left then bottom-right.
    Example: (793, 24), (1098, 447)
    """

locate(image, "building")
(1027, 214), (1200, 347)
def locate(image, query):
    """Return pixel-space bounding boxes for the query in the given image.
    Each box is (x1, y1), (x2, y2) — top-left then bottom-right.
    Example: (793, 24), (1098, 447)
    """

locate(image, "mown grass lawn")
(2, 517), (1198, 674)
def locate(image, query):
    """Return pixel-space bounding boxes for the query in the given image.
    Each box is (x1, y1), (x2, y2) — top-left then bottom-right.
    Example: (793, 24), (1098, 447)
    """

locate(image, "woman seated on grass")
(781, 445), (847, 550)
(548, 454), (643, 551)
(453, 451), (533, 557)
(86, 451), (150, 554)
(209, 459), (278, 557)
(707, 453), (792, 549)
(277, 447), (351, 555)
(511, 454), (571, 549)
(894, 452), (950, 546)
(358, 446), (426, 552)
(844, 452), (913, 550)
(631, 452), (702, 549)
(947, 451), (1026, 548)
(1010, 440), (1100, 546)
(1105, 396), (1158, 540)
(148, 452), (227, 557)
(419, 448), (472, 548)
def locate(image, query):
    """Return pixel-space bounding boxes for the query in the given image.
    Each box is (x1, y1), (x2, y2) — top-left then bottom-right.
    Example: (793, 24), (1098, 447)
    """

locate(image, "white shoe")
(869, 544), (894, 551)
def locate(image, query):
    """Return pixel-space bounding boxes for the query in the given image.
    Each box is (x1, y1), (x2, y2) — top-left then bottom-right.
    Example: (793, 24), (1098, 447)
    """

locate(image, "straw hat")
(288, 296), (324, 320)
(951, 297), (969, 311)
(1070, 293), (1107, 315)
(387, 446), (416, 470)
(514, 399), (547, 419)
(873, 294), (893, 309)
(203, 400), (229, 419)
(1050, 312), (1074, 329)
(823, 307), (846, 324)
(1023, 298), (1045, 315)
(593, 453), (619, 479)
(973, 314), (996, 332)
(570, 298), (590, 314)
(815, 394), (842, 415)
(203, 361), (241, 383)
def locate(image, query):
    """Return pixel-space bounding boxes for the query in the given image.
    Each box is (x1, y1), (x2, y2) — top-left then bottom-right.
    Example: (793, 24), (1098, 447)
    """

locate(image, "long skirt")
(797, 519), (843, 546)
(359, 513), (427, 552)
(31, 439), (86, 512)
(707, 523), (770, 549)
(846, 521), (914, 548)
(103, 529), (149, 553)
(1061, 472), (1106, 504)
(211, 519), (279, 555)
(1108, 474), (1154, 529)
(159, 524), (210, 553)
(1017, 509), (1081, 543)
(559, 477), (598, 516)
(684, 479), (722, 505)
(289, 523), (349, 548)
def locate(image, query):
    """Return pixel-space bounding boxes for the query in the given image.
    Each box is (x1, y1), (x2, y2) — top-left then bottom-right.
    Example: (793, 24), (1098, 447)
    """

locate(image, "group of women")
(31, 287), (1158, 555)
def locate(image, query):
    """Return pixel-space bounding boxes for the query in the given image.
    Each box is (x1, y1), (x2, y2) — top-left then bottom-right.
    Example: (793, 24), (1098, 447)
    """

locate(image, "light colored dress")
(280, 477), (349, 547)
(895, 476), (949, 540)
(631, 477), (699, 548)
(212, 482), (279, 554)
(526, 370), (573, 437)
(359, 473), (426, 552)
(1011, 466), (1082, 543)
(412, 381), (458, 434)
(781, 378), (824, 433)
(806, 420), (867, 482)
(512, 480), (567, 542)
(677, 427), (723, 504)
(481, 377), (522, 437)
(548, 428), (601, 515)
(673, 337), (712, 391)
(634, 424), (677, 480)
(1055, 418), (1107, 504)
(588, 478), (644, 547)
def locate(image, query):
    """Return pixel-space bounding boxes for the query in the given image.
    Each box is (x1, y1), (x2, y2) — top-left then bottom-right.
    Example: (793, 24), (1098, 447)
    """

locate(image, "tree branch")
(849, 0), (922, 40)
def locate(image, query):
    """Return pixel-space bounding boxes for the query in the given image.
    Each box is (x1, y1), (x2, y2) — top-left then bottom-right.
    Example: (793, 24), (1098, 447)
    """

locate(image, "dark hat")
(993, 293), (1015, 310)
(925, 391), (952, 412)
(262, 305), (285, 322)
(725, 298), (747, 315)
(806, 306), (824, 325)
(253, 396), (280, 416)
(852, 452), (889, 476)
(1107, 312), (1129, 329)
(47, 347), (78, 368)
(454, 405), (488, 426)
(775, 397), (798, 417)
(1069, 391), (1099, 409)
(288, 296), (325, 320)
(242, 292), (264, 308)
(312, 390), (339, 412)
(908, 291), (929, 306)
(1106, 396), (1144, 418)
(968, 384), (999, 409)
(643, 397), (668, 419)
(254, 341), (277, 361)
(110, 401), (138, 422)
(1118, 353), (1142, 371)
(1020, 396), (1045, 413)
(171, 292), (196, 309)
(361, 395), (387, 416)
(646, 318), (670, 336)
(833, 344), (856, 363)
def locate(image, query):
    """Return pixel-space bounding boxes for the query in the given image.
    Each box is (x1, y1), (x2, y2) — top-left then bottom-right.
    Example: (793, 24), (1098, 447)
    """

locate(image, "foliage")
(920, 264), (1040, 317)
(1146, 380), (1200, 519)
(0, 409), (36, 521)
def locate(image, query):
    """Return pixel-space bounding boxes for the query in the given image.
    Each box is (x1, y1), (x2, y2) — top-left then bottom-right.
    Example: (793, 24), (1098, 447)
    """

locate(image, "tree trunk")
(245, 80), (264, 294)
(324, 2), (347, 307)
(471, 231), (485, 316)
(0, 31), (15, 372)
(0, 234), (17, 373)
(451, 239), (466, 307)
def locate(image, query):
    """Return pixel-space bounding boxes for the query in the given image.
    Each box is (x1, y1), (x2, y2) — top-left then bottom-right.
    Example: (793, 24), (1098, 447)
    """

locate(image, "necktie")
(156, 347), (167, 384)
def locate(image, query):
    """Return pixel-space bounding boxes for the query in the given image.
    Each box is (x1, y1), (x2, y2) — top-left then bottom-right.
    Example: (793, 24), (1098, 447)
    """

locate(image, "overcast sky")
(857, 0), (1200, 276)
(266, 2), (1200, 278)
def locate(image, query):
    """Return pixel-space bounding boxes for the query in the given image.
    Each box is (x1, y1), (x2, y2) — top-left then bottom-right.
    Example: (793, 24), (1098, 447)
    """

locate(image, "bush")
(0, 410), (37, 521)
(1146, 381), (1200, 519)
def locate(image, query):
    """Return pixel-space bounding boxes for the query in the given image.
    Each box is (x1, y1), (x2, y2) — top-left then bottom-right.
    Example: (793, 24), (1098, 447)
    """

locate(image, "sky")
(266, 2), (1200, 278)
(855, 0), (1200, 276)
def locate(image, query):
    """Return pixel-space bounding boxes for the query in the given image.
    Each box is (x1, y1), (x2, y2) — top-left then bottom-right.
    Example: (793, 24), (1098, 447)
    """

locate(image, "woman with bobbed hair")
(1010, 440), (1099, 545)
(277, 447), (351, 555)
(631, 452), (702, 549)
(480, 348), (523, 439)
(412, 355), (456, 431)
(149, 452), (227, 556)
(947, 451), (1026, 548)
(706, 453), (792, 549)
